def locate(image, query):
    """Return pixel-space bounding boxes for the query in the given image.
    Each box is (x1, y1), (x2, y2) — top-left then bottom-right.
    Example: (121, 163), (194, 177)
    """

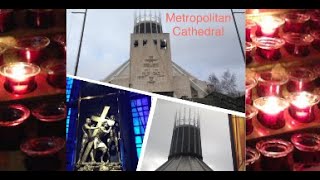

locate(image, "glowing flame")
(260, 16), (278, 35)
(10, 64), (27, 81)
(292, 92), (312, 109)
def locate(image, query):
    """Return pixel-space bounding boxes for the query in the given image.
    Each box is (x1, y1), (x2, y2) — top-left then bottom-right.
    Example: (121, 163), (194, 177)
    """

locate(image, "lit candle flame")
(11, 64), (27, 81)
(260, 16), (278, 35)
(292, 92), (313, 109)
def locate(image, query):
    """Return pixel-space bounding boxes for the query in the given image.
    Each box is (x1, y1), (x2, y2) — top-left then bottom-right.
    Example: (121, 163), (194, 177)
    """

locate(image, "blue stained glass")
(144, 111), (149, 116)
(140, 127), (145, 134)
(137, 107), (143, 112)
(143, 106), (149, 111)
(132, 108), (137, 113)
(139, 112), (144, 118)
(136, 99), (142, 106)
(134, 127), (140, 134)
(133, 118), (140, 126)
(132, 112), (138, 117)
(137, 148), (141, 158)
(142, 97), (148, 105)
(135, 136), (142, 144)
(131, 101), (136, 107)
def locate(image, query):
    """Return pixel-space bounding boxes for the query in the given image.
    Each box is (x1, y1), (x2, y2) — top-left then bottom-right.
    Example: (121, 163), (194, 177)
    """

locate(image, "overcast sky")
(138, 99), (234, 171)
(67, 9), (245, 90)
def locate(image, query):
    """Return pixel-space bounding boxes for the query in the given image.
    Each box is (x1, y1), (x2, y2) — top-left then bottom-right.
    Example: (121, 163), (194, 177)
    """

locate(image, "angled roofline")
(102, 60), (130, 82)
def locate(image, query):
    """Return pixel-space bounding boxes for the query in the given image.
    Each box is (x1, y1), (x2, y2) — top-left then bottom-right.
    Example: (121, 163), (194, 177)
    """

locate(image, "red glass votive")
(246, 104), (258, 136)
(283, 13), (310, 33)
(246, 42), (255, 65)
(32, 102), (66, 137)
(291, 133), (320, 164)
(309, 11), (320, 30)
(255, 16), (284, 38)
(287, 91), (319, 123)
(246, 78), (257, 105)
(52, 34), (66, 59)
(26, 9), (54, 29)
(287, 68), (316, 93)
(282, 33), (314, 57)
(257, 72), (288, 97)
(254, 37), (285, 61)
(43, 62), (66, 89)
(256, 139), (294, 171)
(0, 104), (30, 148)
(20, 137), (65, 170)
(0, 9), (14, 33)
(14, 36), (50, 64)
(0, 43), (7, 66)
(246, 147), (260, 171)
(246, 19), (256, 42)
(253, 96), (289, 129)
(311, 30), (320, 51)
(313, 64), (320, 87)
(0, 62), (40, 94)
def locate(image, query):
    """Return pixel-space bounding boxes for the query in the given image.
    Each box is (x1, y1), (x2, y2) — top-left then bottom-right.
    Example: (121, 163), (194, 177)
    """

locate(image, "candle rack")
(0, 9), (66, 171)
(246, 9), (320, 171)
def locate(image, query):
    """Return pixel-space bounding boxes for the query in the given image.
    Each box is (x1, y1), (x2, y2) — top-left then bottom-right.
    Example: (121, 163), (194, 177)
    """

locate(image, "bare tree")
(207, 70), (239, 96)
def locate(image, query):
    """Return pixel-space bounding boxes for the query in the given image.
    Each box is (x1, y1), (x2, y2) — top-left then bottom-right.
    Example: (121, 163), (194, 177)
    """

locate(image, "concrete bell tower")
(129, 11), (174, 96)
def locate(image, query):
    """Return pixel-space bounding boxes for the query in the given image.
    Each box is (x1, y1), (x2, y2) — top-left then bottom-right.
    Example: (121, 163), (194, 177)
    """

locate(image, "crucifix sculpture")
(81, 106), (110, 163)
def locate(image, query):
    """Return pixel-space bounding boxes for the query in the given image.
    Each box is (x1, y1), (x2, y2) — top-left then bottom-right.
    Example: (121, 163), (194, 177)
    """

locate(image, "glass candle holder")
(253, 96), (289, 129)
(32, 102), (66, 137)
(291, 133), (320, 164)
(246, 19), (256, 42)
(14, 36), (50, 64)
(309, 11), (320, 30)
(246, 147), (261, 171)
(26, 9), (54, 28)
(52, 34), (66, 59)
(0, 43), (7, 66)
(0, 9), (14, 33)
(287, 91), (319, 123)
(0, 62), (41, 94)
(313, 64), (320, 87)
(311, 30), (320, 51)
(246, 104), (258, 135)
(254, 37), (285, 61)
(246, 77), (258, 105)
(256, 139), (294, 171)
(42, 62), (66, 89)
(287, 68), (316, 93)
(255, 16), (284, 38)
(20, 137), (65, 170)
(0, 104), (30, 148)
(282, 33), (314, 57)
(283, 13), (310, 33)
(246, 42), (255, 65)
(257, 71), (288, 97)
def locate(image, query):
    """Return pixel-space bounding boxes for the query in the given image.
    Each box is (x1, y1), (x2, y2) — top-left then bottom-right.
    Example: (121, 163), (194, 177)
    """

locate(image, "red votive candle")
(0, 62), (40, 94)
(256, 139), (294, 171)
(43, 62), (66, 89)
(254, 37), (285, 61)
(246, 42), (255, 65)
(0, 43), (7, 66)
(0, 104), (30, 148)
(246, 78), (257, 105)
(311, 30), (320, 51)
(246, 104), (258, 135)
(287, 68), (316, 93)
(253, 96), (289, 129)
(255, 16), (284, 38)
(283, 13), (310, 33)
(14, 36), (50, 64)
(291, 133), (320, 164)
(52, 34), (66, 59)
(257, 71), (288, 97)
(0, 9), (14, 33)
(246, 19), (256, 42)
(313, 64), (320, 87)
(287, 91), (319, 123)
(309, 11), (320, 30)
(26, 9), (54, 29)
(282, 33), (314, 57)
(246, 147), (261, 171)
